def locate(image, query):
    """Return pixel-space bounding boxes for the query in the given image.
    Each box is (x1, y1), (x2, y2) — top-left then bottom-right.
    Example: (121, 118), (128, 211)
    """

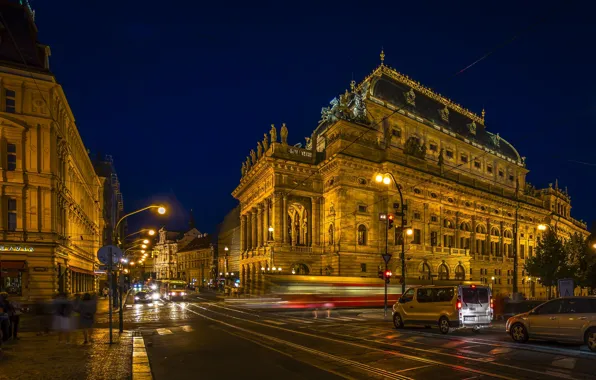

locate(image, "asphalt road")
(111, 293), (596, 379)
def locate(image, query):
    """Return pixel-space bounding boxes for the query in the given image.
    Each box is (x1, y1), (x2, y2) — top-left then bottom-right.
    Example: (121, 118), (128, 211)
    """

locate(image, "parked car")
(392, 284), (493, 334)
(506, 296), (596, 352)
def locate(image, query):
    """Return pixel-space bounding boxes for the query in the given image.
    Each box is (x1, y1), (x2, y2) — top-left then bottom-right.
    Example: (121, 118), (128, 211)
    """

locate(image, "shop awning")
(69, 266), (95, 276)
(0, 261), (26, 270)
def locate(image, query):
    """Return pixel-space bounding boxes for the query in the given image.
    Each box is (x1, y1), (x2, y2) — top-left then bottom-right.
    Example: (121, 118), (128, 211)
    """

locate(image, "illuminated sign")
(0, 246), (35, 252)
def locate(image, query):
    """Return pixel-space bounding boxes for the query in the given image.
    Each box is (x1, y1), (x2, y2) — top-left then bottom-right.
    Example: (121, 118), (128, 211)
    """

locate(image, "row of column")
(240, 194), (322, 251)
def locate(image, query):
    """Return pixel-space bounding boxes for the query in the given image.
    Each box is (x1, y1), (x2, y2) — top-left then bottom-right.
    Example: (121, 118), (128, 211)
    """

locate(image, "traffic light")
(385, 270), (392, 284)
(387, 214), (394, 229)
(431, 231), (438, 246)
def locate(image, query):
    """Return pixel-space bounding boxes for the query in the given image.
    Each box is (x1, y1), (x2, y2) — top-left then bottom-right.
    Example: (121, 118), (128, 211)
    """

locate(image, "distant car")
(134, 291), (152, 303)
(506, 296), (596, 352)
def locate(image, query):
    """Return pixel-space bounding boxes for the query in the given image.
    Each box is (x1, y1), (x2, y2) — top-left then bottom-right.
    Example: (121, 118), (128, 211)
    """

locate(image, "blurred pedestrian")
(6, 295), (21, 340)
(0, 292), (14, 340)
(77, 293), (96, 344)
(52, 293), (74, 344)
(34, 299), (51, 336)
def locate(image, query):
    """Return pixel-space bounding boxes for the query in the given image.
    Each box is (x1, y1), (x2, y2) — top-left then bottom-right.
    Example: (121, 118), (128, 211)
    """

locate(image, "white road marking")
(263, 319), (286, 325)
(332, 316), (367, 321)
(181, 325), (194, 332)
(287, 318), (313, 324)
(156, 328), (173, 335)
(394, 364), (436, 373)
(551, 357), (577, 370)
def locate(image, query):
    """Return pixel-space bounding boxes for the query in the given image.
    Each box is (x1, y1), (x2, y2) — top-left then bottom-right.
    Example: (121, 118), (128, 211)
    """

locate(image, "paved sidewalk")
(0, 329), (133, 380)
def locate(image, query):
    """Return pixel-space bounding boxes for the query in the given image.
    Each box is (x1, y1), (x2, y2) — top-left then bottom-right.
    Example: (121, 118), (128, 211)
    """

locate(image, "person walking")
(77, 293), (97, 344)
(52, 293), (74, 344)
(0, 293), (13, 341)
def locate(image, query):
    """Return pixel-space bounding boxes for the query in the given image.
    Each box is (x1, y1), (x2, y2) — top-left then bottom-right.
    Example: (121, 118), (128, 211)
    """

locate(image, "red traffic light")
(385, 270), (392, 277)
(388, 214), (394, 220)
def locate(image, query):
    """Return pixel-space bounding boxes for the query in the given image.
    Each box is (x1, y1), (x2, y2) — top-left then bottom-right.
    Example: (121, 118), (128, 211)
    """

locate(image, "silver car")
(506, 296), (596, 351)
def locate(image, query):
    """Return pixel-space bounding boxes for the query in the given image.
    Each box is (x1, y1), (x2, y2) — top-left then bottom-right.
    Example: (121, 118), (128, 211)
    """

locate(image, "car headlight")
(152, 293), (160, 300)
(181, 292), (186, 296)
(134, 297), (139, 300)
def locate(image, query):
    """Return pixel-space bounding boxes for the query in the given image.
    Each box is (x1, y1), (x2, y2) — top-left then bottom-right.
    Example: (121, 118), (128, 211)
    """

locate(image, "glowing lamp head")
(224, 246), (229, 251)
(141, 244), (147, 249)
(406, 228), (413, 236)
(143, 239), (149, 244)
(538, 224), (547, 231)
(148, 229), (156, 236)
(375, 174), (384, 183)
(268, 226), (274, 232)
(157, 206), (166, 215)
(383, 176), (391, 185)
(130, 262), (135, 266)
(592, 243), (596, 249)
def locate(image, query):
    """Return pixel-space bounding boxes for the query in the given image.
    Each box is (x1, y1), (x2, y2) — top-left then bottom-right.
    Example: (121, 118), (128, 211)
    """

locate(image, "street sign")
(382, 254), (392, 264)
(97, 245), (123, 265)
(379, 213), (387, 221)
(558, 278), (574, 297)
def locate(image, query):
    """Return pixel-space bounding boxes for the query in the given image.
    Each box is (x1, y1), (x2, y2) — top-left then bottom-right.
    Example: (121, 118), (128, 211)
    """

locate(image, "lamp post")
(113, 205), (166, 333)
(375, 172), (409, 317)
(122, 228), (156, 242)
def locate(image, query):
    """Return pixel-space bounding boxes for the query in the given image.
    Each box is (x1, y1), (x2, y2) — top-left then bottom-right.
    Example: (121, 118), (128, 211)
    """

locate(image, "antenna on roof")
(481, 108), (486, 123)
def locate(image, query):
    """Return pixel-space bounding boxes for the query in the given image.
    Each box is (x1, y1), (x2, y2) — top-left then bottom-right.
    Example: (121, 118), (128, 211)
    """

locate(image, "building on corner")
(0, 1), (102, 300)
(232, 51), (588, 298)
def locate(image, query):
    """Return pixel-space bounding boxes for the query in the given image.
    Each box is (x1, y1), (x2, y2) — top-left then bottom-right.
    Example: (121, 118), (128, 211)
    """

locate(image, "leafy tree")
(564, 233), (590, 288)
(525, 229), (566, 299)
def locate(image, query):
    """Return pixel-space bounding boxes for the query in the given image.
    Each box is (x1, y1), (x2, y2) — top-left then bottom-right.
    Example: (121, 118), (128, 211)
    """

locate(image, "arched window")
(455, 265), (465, 280)
(291, 263), (310, 275)
(475, 224), (486, 234)
(491, 227), (500, 237)
(503, 230), (513, 239)
(460, 222), (471, 232)
(438, 264), (449, 280)
(357, 225), (367, 245)
(328, 224), (334, 245)
(420, 263), (431, 280)
(443, 219), (454, 229)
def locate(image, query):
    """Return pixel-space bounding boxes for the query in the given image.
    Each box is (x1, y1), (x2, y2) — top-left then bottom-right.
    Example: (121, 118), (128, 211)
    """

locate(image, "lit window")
(357, 225), (367, 245)
(8, 198), (17, 231)
(7, 143), (16, 171)
(5, 89), (15, 113)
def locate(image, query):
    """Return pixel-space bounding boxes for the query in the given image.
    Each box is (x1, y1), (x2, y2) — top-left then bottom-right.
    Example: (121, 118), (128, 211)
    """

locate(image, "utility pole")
(384, 215), (388, 317)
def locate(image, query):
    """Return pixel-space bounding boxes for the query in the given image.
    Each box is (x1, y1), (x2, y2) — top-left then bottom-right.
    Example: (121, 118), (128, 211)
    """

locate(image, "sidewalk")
(0, 329), (133, 380)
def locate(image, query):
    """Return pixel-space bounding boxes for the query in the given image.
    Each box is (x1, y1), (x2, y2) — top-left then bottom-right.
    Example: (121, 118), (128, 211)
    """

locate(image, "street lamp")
(122, 228), (156, 241)
(375, 172), (407, 318)
(142, 239), (149, 244)
(537, 224), (547, 231)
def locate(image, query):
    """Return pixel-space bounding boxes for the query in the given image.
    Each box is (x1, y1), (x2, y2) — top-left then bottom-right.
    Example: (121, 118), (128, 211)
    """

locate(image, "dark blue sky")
(31, 0), (596, 232)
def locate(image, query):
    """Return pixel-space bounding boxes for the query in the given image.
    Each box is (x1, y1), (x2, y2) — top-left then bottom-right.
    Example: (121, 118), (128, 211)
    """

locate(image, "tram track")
(180, 302), (573, 380)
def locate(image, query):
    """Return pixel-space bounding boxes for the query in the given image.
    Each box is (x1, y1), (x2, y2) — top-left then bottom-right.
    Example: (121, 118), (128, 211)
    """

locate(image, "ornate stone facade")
(153, 227), (201, 279)
(0, 2), (102, 300)
(177, 234), (214, 287)
(232, 54), (588, 298)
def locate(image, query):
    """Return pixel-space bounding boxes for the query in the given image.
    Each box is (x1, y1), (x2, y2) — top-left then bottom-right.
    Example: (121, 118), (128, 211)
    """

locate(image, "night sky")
(31, 1), (596, 233)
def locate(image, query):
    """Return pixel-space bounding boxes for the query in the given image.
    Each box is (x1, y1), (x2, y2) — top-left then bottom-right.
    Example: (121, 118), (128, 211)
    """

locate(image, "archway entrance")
(288, 202), (309, 246)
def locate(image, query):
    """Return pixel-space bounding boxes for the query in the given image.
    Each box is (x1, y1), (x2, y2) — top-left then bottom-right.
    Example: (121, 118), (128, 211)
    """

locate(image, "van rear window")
(462, 287), (489, 304)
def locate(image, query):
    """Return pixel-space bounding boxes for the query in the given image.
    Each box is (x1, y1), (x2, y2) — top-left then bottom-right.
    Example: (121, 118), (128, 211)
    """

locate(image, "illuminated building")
(233, 51), (588, 298)
(177, 234), (214, 288)
(216, 206), (241, 287)
(0, 1), (101, 300)
(153, 227), (201, 279)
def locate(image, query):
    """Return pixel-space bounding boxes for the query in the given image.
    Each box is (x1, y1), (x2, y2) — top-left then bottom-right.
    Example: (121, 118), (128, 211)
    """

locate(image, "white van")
(392, 284), (493, 334)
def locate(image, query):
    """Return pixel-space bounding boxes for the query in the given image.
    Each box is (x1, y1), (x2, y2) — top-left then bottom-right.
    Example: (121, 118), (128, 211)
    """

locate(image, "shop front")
(0, 260), (27, 296)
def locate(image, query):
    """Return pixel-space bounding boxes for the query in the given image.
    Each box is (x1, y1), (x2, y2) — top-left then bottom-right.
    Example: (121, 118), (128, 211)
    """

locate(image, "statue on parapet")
(281, 123), (288, 145)
(270, 124), (277, 143)
(250, 149), (256, 165)
(245, 156), (251, 171)
(241, 162), (246, 177)
(257, 141), (263, 158)
(263, 133), (269, 151)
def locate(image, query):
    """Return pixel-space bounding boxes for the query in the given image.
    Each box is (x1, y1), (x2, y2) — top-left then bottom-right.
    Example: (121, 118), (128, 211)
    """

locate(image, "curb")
(132, 335), (153, 380)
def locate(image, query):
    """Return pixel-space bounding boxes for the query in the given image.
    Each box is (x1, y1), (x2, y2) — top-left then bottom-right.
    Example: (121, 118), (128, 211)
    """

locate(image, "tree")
(525, 229), (566, 299)
(564, 233), (590, 288)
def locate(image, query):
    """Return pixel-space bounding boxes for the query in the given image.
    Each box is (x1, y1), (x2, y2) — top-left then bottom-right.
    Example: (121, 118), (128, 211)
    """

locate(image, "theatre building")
(0, 1), (101, 300)
(232, 51), (588, 298)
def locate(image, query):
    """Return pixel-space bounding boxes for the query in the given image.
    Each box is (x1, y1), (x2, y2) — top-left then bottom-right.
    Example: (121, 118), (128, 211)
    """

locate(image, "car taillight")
(490, 298), (494, 309)
(456, 301), (462, 310)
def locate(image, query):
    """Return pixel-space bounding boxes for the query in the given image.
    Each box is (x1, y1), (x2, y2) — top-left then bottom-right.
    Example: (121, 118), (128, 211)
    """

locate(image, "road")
(104, 293), (596, 379)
